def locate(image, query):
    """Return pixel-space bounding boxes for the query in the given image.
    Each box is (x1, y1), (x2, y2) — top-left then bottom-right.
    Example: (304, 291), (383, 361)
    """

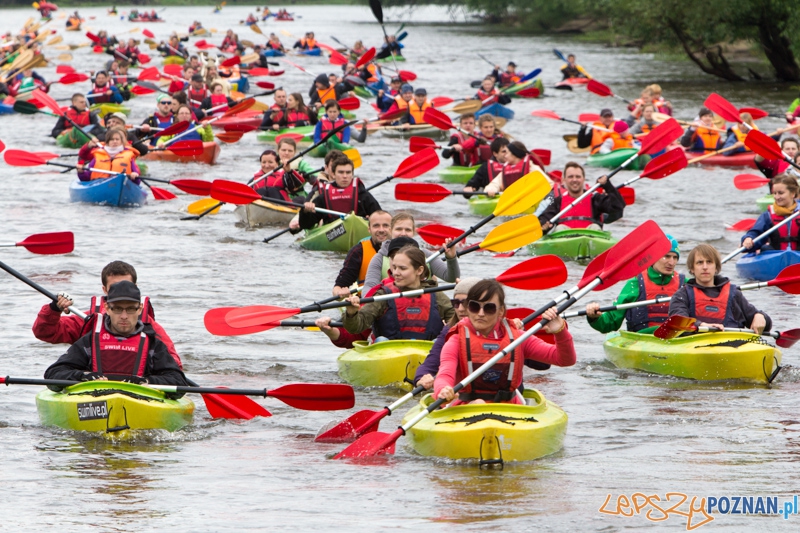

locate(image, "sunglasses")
(107, 304), (141, 315)
(468, 300), (498, 315)
(160, 101), (173, 105)
(450, 298), (467, 309)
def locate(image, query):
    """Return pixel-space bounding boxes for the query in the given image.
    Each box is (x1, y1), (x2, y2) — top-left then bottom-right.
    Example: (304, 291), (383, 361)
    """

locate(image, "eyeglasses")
(107, 304), (141, 315)
(450, 298), (467, 309)
(467, 300), (498, 315)
(160, 101), (172, 105)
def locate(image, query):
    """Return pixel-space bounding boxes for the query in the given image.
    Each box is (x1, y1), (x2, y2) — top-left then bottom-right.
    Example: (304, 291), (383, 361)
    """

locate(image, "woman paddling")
(250, 148), (307, 202)
(343, 246), (454, 342)
(157, 105), (213, 145)
(77, 128), (141, 183)
(435, 279), (575, 405)
(741, 174), (800, 253)
(668, 244), (771, 332)
(261, 92), (318, 131)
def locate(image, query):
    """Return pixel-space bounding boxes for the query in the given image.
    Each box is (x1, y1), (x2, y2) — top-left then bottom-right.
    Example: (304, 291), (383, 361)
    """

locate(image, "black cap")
(191, 74), (204, 82)
(387, 236), (419, 255)
(508, 61), (517, 67)
(600, 108), (614, 117)
(414, 87), (427, 96)
(106, 281), (141, 304)
(391, 77), (401, 83)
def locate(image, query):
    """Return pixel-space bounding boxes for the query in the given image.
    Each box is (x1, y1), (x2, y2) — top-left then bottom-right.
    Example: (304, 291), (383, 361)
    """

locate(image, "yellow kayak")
(337, 339), (432, 389)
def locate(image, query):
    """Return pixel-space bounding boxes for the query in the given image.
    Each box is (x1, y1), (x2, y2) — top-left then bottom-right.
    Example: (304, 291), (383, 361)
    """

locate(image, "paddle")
(423, 107), (484, 142)
(209, 179), (347, 218)
(562, 296), (673, 319)
(334, 220), (671, 458)
(726, 219), (756, 231)
(426, 170), (552, 263)
(364, 147), (440, 190)
(395, 182), (482, 202)
(164, 98), (258, 147)
(744, 129), (800, 172)
(586, 79), (632, 105)
(135, 177), (212, 196)
(208, 254), (567, 335)
(0, 232), (74, 255)
(704, 93), (743, 125)
(721, 210), (800, 263)
(531, 109), (612, 132)
(0, 377), (355, 411)
(369, 0), (400, 71)
(733, 173), (770, 190)
(653, 315), (800, 348)
(417, 224), (464, 247)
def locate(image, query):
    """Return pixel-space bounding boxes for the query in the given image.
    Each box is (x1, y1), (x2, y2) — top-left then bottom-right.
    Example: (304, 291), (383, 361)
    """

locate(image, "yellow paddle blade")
(250, 100), (270, 112)
(479, 215), (542, 252)
(240, 40), (255, 49)
(494, 170), (551, 217)
(250, 23), (263, 35)
(149, 42), (158, 50)
(32, 3), (40, 9)
(46, 35), (63, 46)
(230, 90), (246, 100)
(343, 148), (362, 169)
(447, 100), (482, 115)
(493, 117), (507, 129)
(187, 198), (222, 215)
(209, 28), (218, 33)
(280, 29), (294, 37)
(54, 44), (70, 50)
(57, 53), (73, 61)
(240, 52), (259, 64)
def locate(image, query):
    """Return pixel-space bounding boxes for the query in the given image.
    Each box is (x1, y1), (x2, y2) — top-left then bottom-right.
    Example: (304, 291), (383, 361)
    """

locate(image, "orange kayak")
(143, 141), (221, 165)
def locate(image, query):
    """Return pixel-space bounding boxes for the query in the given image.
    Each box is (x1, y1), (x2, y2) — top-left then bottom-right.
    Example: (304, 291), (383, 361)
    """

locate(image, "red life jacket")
(686, 283), (736, 326)
(556, 184), (599, 229)
(89, 83), (113, 104)
(321, 117), (346, 141)
(91, 317), (149, 379)
(79, 295), (154, 337)
(374, 281), (443, 340)
(767, 204), (800, 250)
(476, 88), (498, 104)
(498, 72), (520, 87)
(209, 93), (229, 115)
(323, 178), (359, 215)
(625, 272), (685, 331)
(283, 109), (309, 128)
(452, 131), (480, 167)
(188, 86), (209, 107)
(65, 107), (91, 128)
(486, 160), (504, 181)
(454, 318), (524, 403)
(501, 155), (532, 189)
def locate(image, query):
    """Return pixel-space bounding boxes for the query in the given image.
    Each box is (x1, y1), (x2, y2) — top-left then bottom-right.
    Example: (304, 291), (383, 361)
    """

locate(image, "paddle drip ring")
(479, 435), (504, 470)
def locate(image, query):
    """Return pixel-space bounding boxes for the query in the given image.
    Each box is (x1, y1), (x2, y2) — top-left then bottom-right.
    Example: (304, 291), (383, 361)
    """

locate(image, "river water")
(2, 4), (800, 532)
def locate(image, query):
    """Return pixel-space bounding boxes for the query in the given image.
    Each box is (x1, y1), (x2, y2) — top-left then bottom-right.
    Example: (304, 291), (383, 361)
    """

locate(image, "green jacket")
(587, 266), (679, 334)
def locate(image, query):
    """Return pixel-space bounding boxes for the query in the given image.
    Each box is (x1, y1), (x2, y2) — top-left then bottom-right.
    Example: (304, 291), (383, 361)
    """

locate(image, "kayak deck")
(299, 214), (369, 252)
(528, 228), (616, 262)
(337, 339), (432, 389)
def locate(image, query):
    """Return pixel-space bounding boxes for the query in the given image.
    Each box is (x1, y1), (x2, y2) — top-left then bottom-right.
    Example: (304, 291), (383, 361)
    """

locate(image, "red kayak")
(685, 150), (756, 168)
(211, 110), (262, 130)
(555, 77), (590, 89)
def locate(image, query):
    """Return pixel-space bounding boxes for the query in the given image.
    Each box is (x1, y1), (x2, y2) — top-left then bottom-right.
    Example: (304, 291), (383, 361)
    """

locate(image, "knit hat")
(613, 120), (629, 134)
(665, 234), (680, 258)
(400, 83), (413, 94)
(157, 93), (171, 103)
(454, 277), (481, 296)
(108, 112), (127, 124)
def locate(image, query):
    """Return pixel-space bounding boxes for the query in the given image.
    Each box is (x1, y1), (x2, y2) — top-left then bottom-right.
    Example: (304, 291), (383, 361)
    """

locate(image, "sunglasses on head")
(468, 300), (498, 315)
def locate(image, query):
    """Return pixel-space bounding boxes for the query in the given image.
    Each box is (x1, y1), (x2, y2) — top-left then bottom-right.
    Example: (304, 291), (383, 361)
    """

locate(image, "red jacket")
(33, 304), (183, 368)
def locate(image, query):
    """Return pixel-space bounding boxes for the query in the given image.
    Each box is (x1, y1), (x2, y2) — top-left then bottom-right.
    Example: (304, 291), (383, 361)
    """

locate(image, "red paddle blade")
(423, 107), (454, 130)
(776, 329), (800, 349)
(16, 232), (74, 255)
(334, 428), (401, 459)
(587, 79), (613, 97)
(641, 147), (687, 179)
(395, 182), (450, 203)
(56, 65), (76, 74)
(201, 391), (272, 420)
(581, 220), (670, 291)
(734, 173), (770, 190)
(315, 408), (385, 443)
(204, 307), (277, 336)
(430, 96), (454, 107)
(154, 120), (190, 138)
(268, 383), (355, 411)
(225, 305), (303, 329)
(516, 87), (540, 98)
(531, 109), (561, 120)
(210, 179), (261, 205)
(398, 70), (416, 82)
(194, 40), (213, 50)
(274, 132), (304, 144)
(745, 130), (783, 160)
(58, 73), (89, 84)
(32, 89), (62, 116)
(338, 97), (360, 111)
(355, 47), (376, 69)
(221, 56), (240, 68)
(85, 31), (99, 43)
(329, 50), (348, 66)
(531, 148), (551, 166)
(142, 29), (155, 39)
(217, 131), (245, 143)
(137, 66), (161, 81)
(223, 123), (258, 133)
(378, 107), (407, 123)
(168, 140), (204, 156)
(408, 136), (438, 153)
(654, 315), (697, 339)
(247, 67), (271, 77)
(704, 93), (740, 123)
(172, 179), (212, 196)
(163, 64), (183, 77)
(418, 224), (464, 246)
(255, 80), (275, 90)
(768, 264), (800, 294)
(578, 113), (600, 122)
(726, 219), (756, 231)
(131, 85), (155, 96)
(150, 186), (177, 200)
(638, 118), (683, 155)
(548, 169), (563, 183)
(496, 255), (568, 290)
(137, 53), (152, 65)
(619, 187), (635, 205)
(393, 148), (439, 179)
(739, 107), (768, 120)
(4, 149), (47, 166)
(34, 151), (60, 160)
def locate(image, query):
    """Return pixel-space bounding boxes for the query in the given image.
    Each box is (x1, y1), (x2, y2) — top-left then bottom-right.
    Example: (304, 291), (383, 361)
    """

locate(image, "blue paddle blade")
(517, 68), (541, 84)
(553, 49), (567, 62)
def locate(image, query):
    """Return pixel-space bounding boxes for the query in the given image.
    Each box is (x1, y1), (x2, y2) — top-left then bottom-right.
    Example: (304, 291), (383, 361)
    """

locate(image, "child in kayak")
(741, 174), (800, 252)
(77, 128), (141, 183)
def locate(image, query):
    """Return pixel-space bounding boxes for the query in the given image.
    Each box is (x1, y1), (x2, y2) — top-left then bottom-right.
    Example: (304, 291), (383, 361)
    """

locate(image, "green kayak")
(299, 213), (370, 252)
(90, 103), (131, 117)
(56, 128), (91, 149)
(528, 228), (617, 262)
(468, 195), (538, 216)
(375, 55), (406, 63)
(257, 125), (315, 144)
(337, 339), (433, 389)
(508, 77), (544, 98)
(439, 165), (480, 184)
(586, 148), (650, 171)
(307, 136), (352, 158)
(756, 194), (774, 212)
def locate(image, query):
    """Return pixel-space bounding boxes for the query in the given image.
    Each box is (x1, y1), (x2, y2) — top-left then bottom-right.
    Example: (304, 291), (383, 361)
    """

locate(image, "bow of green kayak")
(586, 148), (650, 170)
(298, 213), (370, 252)
(528, 228), (617, 262)
(337, 339), (432, 388)
(438, 165), (480, 184)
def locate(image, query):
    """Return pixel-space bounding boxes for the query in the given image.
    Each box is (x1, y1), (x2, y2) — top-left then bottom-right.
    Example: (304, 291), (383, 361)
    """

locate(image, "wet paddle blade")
(430, 96), (454, 107)
(275, 132), (305, 144)
(395, 182), (450, 203)
(739, 107), (768, 120)
(150, 186), (177, 200)
(369, 0), (384, 24)
(480, 214), (543, 252)
(393, 148), (439, 179)
(768, 264), (800, 294)
(531, 109), (561, 120)
(776, 329), (800, 349)
(4, 149), (47, 167)
(578, 113), (600, 122)
(494, 170), (551, 216)
(638, 119), (683, 155)
(726, 219), (756, 231)
(142, 28), (155, 39)
(516, 87), (540, 98)
(31, 89), (62, 116)
(56, 65), (76, 74)
(418, 224), (464, 246)
(334, 428), (401, 459)
(172, 179), (212, 196)
(187, 198), (222, 216)
(342, 148), (362, 169)
(408, 136), (438, 153)
(223, 123), (258, 133)
(531, 148), (551, 166)
(163, 64), (184, 76)
(201, 390), (272, 419)
(619, 187), (635, 205)
(744, 130), (783, 160)
(496, 255), (567, 290)
(398, 70), (416, 82)
(168, 140), (204, 156)
(734, 173), (770, 190)
(704, 93), (741, 123)
(15, 232), (74, 255)
(131, 85), (155, 96)
(204, 307), (276, 336)
(255, 80), (275, 90)
(423, 107), (454, 131)
(338, 97), (360, 111)
(225, 305), (303, 329)
(448, 100), (482, 114)
(154, 120), (190, 138)
(137, 66), (161, 81)
(210, 179), (261, 205)
(268, 383), (355, 411)
(315, 409), (385, 443)
(58, 72), (89, 84)
(654, 315), (697, 339)
(217, 131), (245, 143)
(586, 79), (613, 97)
(355, 47), (376, 69)
(328, 50), (348, 65)
(641, 147), (687, 179)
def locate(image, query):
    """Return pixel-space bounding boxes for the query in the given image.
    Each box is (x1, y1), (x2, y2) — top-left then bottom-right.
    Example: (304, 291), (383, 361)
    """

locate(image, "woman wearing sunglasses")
(343, 246), (455, 341)
(435, 279), (576, 405)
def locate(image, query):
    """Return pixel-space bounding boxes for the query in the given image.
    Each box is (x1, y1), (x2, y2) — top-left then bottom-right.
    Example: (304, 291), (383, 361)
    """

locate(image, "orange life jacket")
(90, 147), (139, 180)
(695, 127), (721, 150)
(409, 100), (431, 124)
(357, 238), (378, 283)
(316, 86), (336, 105)
(590, 122), (611, 154)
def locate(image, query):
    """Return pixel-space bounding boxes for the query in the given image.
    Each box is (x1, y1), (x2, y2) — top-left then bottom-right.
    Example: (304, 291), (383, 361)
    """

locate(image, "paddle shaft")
(0, 259), (85, 317)
(562, 296), (671, 318)
(721, 210), (800, 263)
(426, 215), (495, 263)
(299, 283), (455, 314)
(265, 196), (346, 218)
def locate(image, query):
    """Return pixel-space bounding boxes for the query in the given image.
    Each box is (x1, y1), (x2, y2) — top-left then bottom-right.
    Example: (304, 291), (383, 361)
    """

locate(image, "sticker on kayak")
(77, 401), (108, 421)
(326, 224), (346, 242)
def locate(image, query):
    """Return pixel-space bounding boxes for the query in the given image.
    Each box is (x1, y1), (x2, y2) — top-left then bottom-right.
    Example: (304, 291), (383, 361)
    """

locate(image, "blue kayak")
(263, 49), (285, 57)
(298, 48), (321, 56)
(735, 249), (800, 281)
(476, 102), (514, 121)
(69, 174), (148, 207)
(0, 103), (14, 115)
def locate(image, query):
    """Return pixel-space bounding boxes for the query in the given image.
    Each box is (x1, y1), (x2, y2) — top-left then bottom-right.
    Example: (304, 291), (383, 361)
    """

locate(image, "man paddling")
(332, 210), (393, 297)
(44, 281), (188, 386)
(585, 236), (683, 333)
(560, 54), (591, 80)
(464, 137), (509, 193)
(442, 113), (481, 167)
(490, 62), (524, 88)
(50, 93), (102, 140)
(33, 261), (183, 368)
(577, 108), (614, 154)
(537, 162), (625, 233)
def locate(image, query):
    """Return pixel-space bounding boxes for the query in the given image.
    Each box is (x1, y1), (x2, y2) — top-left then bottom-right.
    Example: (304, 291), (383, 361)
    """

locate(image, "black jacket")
(298, 179), (381, 229)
